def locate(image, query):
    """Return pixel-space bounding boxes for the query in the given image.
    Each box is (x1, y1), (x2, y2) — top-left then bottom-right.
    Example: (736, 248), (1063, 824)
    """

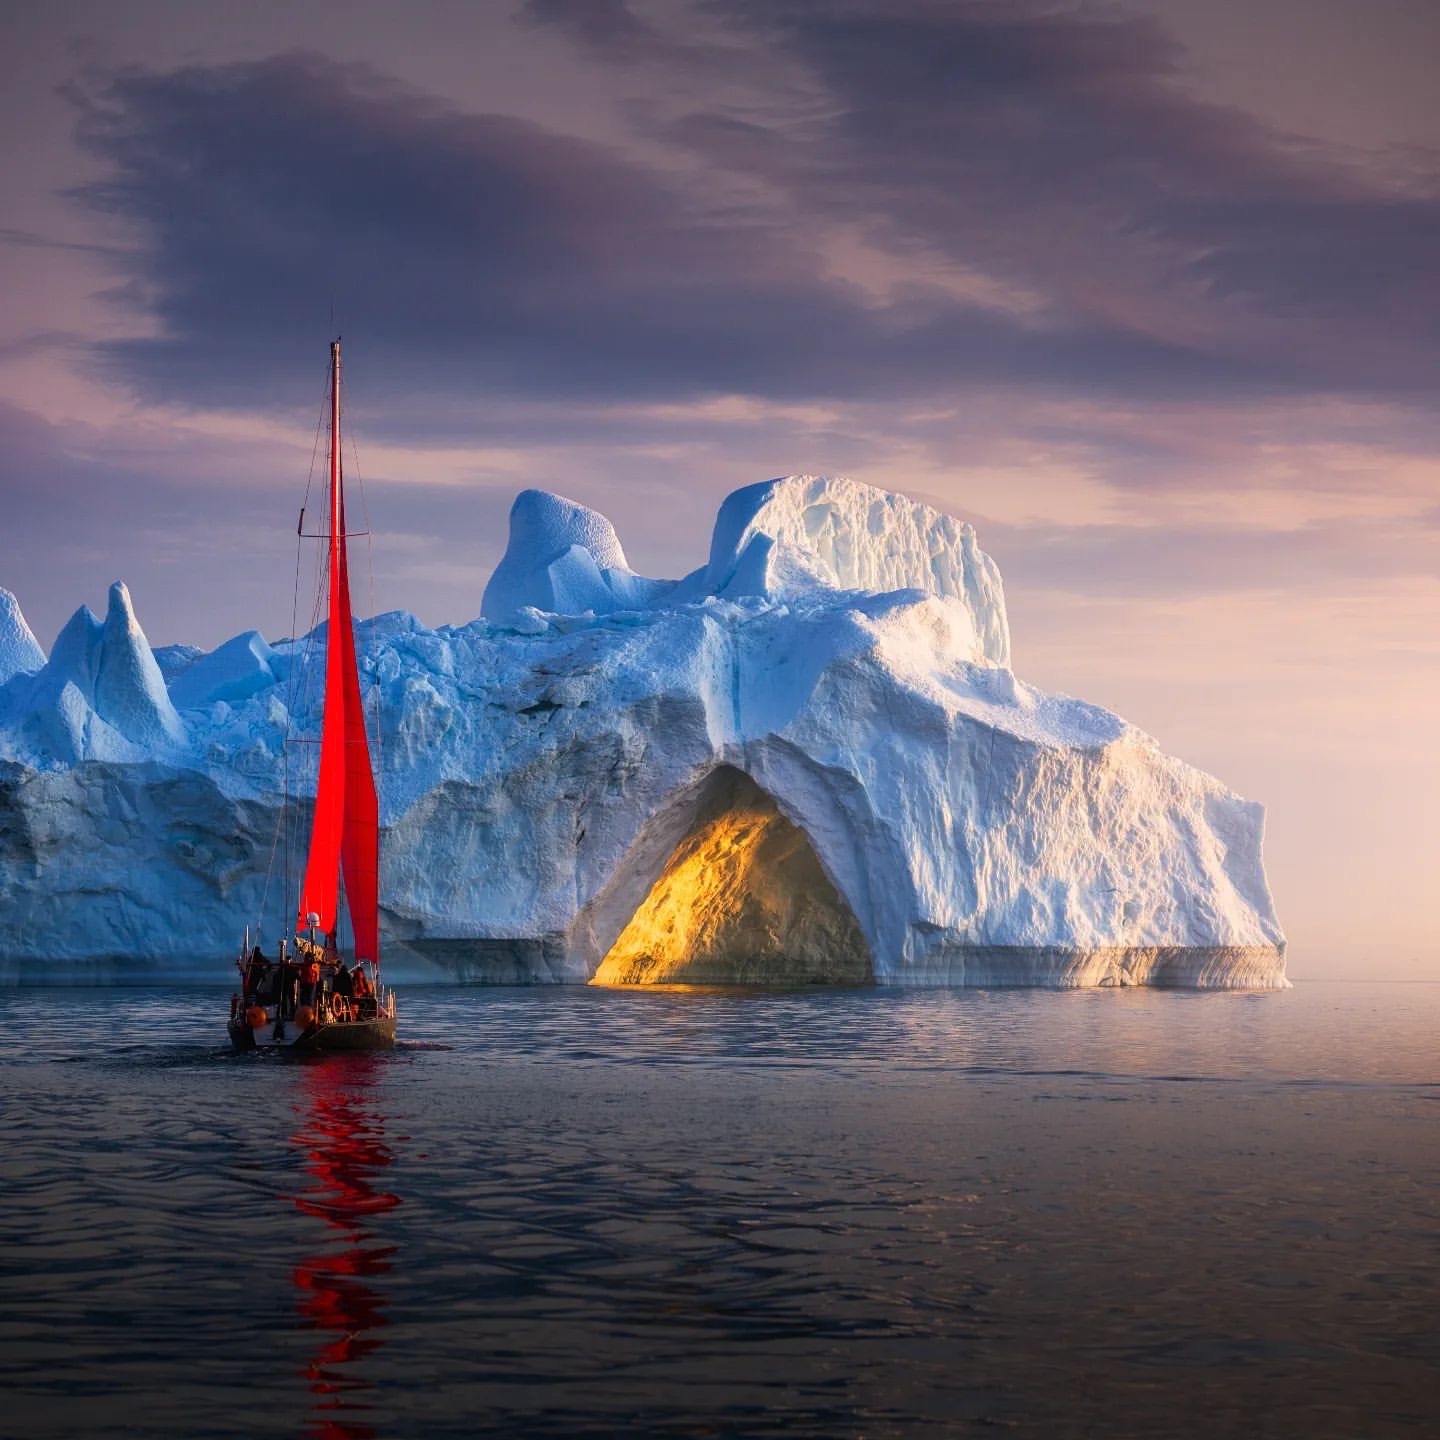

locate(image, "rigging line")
(346, 418), (383, 807)
(257, 360), (332, 946)
(298, 432), (334, 895)
(344, 390), (381, 972)
(281, 358), (335, 940)
(347, 383), (387, 982)
(342, 370), (384, 982)
(291, 362), (335, 928)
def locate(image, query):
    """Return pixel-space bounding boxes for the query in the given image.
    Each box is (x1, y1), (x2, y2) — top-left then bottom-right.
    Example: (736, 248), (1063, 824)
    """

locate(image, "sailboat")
(228, 340), (397, 1053)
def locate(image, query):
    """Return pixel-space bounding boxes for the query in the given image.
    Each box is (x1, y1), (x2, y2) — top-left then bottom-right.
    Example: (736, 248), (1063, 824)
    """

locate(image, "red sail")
(297, 342), (379, 962)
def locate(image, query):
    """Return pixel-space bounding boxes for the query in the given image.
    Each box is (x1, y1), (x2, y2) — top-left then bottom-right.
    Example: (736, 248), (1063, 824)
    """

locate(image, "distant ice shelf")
(0, 476), (1286, 987)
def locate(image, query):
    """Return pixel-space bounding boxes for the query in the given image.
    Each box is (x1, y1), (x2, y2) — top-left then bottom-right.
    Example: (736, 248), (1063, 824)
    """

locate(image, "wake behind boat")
(228, 340), (396, 1053)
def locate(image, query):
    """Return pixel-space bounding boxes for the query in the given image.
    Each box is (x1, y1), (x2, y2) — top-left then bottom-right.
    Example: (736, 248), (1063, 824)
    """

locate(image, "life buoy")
(331, 996), (351, 1023)
(244, 1005), (267, 1029)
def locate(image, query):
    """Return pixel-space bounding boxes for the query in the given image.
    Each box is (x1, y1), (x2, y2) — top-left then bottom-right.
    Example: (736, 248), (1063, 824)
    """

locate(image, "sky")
(1, 0), (1437, 974)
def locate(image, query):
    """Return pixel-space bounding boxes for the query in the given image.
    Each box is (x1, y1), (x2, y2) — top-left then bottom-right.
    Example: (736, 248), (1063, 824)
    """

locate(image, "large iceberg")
(0, 476), (1286, 987)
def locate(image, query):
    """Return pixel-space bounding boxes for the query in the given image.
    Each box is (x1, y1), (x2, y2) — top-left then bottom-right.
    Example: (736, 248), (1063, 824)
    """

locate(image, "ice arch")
(579, 766), (873, 986)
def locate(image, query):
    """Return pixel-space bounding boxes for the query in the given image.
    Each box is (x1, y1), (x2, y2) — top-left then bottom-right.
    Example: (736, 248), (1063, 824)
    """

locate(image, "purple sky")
(2, 0), (1438, 971)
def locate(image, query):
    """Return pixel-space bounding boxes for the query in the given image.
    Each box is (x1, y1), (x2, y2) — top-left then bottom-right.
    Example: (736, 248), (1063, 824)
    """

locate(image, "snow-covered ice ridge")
(0, 476), (1286, 987)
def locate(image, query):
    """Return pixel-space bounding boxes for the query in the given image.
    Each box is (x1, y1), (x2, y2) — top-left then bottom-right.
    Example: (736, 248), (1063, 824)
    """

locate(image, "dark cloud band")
(69, 4), (1440, 432)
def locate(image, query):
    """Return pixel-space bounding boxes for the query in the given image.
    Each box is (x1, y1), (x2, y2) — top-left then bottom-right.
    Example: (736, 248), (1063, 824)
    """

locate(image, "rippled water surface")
(2, 981), (1437, 1439)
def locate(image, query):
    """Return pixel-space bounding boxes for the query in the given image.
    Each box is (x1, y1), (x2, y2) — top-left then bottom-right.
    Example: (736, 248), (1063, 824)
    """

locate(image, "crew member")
(244, 946), (269, 999)
(279, 958), (299, 1019)
(352, 963), (373, 1000)
(300, 954), (321, 1007)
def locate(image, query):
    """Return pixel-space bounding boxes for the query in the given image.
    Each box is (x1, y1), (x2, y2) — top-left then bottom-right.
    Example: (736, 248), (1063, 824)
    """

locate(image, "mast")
(297, 341), (380, 965)
(330, 339), (342, 558)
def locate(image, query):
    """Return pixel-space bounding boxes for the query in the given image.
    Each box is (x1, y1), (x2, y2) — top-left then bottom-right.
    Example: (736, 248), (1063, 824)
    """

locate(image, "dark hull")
(228, 1015), (397, 1054)
(295, 1016), (396, 1052)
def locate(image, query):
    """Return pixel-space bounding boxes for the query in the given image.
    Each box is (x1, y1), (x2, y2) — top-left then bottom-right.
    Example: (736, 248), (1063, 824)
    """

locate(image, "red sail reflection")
(290, 1056), (399, 1440)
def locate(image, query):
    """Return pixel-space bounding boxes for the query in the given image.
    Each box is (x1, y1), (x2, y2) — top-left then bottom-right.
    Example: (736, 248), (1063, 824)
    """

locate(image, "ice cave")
(589, 767), (872, 986)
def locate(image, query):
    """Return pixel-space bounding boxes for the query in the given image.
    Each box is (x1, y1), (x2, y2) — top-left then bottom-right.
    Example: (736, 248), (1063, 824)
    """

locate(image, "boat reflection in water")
(290, 1056), (399, 1440)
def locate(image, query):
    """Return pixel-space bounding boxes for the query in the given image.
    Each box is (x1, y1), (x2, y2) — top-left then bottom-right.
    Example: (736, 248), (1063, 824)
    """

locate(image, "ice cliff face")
(0, 476), (1286, 987)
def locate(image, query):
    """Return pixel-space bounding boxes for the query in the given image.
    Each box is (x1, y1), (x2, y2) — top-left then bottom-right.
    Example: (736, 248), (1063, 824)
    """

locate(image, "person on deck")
(319, 931), (339, 993)
(330, 960), (354, 1020)
(244, 946), (269, 999)
(279, 959), (299, 1019)
(300, 956), (321, 1007)
(352, 962), (375, 1017)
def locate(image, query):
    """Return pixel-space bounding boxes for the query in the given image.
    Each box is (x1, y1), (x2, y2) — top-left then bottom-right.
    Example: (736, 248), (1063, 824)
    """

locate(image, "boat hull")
(228, 1015), (396, 1054)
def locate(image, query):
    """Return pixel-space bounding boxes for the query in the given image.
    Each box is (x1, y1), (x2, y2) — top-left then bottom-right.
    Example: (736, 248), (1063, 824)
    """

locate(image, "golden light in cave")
(591, 770), (871, 986)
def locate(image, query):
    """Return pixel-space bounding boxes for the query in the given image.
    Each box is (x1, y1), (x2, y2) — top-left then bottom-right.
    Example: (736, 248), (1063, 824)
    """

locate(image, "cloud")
(0, 397), (517, 646)
(41, 7), (1440, 626)
(520, 0), (662, 59)
(540, 0), (1440, 398)
(67, 39), (1381, 433)
(976, 512), (1440, 603)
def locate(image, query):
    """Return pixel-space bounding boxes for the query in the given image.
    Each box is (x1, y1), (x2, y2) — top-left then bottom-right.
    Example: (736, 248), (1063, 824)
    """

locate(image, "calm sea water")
(1, 980), (1436, 1439)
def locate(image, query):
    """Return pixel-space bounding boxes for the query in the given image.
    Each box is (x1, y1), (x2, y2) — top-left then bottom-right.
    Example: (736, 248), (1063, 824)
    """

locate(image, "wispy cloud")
(32, 5), (1440, 628)
(71, 11), (1439, 435)
(537, 0), (1440, 398)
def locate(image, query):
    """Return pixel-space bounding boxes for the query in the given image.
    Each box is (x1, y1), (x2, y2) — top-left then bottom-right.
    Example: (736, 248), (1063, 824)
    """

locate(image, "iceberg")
(169, 631), (278, 711)
(0, 476), (1286, 987)
(0, 588), (46, 685)
(2, 582), (184, 768)
(482, 488), (676, 621)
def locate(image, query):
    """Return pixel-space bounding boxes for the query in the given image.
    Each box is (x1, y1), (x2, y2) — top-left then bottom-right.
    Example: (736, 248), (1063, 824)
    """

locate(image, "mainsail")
(297, 341), (379, 961)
